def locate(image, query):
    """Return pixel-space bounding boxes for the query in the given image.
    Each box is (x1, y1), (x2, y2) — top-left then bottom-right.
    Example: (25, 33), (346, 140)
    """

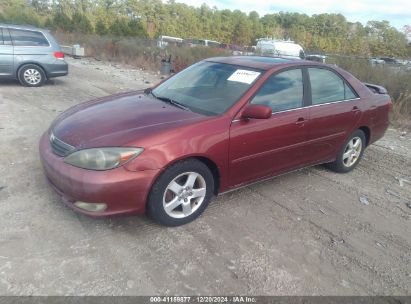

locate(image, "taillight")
(54, 52), (65, 59)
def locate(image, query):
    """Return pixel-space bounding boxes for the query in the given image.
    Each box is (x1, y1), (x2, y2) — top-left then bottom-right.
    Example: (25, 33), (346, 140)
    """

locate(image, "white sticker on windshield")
(227, 69), (261, 84)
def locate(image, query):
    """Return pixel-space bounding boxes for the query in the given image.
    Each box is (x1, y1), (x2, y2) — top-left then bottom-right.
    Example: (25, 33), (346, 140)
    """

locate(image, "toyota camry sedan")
(39, 56), (391, 226)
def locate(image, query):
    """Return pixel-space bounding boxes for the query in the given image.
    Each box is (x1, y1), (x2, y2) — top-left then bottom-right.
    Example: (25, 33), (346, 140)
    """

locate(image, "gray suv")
(0, 24), (68, 87)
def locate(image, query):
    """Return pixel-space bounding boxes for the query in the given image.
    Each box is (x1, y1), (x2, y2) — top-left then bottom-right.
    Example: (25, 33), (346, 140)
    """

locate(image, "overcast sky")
(175, 0), (410, 29)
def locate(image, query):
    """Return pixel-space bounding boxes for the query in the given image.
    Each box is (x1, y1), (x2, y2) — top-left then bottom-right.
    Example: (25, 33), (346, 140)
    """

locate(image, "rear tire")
(147, 159), (214, 226)
(18, 64), (46, 87)
(327, 129), (366, 173)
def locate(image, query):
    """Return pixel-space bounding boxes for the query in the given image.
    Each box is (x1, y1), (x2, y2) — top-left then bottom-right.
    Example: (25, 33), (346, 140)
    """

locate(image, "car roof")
(205, 56), (318, 71)
(0, 23), (44, 31)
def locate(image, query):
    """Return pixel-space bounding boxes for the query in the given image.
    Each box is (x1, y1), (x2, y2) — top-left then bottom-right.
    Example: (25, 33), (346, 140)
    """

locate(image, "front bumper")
(39, 132), (160, 217)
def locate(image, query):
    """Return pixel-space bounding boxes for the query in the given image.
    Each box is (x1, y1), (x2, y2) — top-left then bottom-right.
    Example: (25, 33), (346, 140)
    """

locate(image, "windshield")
(152, 61), (262, 116)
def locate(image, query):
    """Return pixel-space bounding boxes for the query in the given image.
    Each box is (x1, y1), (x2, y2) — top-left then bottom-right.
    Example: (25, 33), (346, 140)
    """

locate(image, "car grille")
(50, 133), (75, 157)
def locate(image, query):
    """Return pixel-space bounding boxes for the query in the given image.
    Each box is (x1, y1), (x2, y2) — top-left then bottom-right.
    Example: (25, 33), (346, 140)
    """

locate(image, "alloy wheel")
(162, 172), (207, 219)
(342, 136), (362, 167)
(23, 69), (42, 85)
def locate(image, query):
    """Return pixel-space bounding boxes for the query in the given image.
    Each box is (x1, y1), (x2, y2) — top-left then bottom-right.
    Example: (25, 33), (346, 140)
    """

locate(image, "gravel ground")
(0, 58), (410, 296)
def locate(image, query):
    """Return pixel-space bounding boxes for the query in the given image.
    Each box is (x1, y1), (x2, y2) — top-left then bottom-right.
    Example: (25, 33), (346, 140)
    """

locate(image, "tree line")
(0, 0), (410, 58)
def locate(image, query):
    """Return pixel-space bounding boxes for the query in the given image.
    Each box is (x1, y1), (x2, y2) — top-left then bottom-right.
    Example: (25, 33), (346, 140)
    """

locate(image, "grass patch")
(54, 32), (229, 71)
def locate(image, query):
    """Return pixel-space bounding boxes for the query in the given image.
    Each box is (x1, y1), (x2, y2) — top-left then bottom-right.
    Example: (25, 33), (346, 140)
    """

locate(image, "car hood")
(51, 91), (205, 148)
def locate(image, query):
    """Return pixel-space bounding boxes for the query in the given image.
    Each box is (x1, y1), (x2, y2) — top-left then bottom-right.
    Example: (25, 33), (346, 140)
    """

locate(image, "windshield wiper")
(149, 92), (191, 112)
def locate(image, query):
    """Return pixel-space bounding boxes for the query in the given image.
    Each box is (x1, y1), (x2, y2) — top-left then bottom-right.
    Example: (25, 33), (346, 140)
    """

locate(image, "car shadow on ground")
(47, 187), (162, 233)
(73, 210), (166, 236)
(0, 79), (21, 87)
(0, 78), (66, 87)
(62, 166), (320, 234)
(46, 79), (66, 86)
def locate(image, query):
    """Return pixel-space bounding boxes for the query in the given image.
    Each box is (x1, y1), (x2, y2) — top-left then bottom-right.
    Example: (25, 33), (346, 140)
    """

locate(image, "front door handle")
(352, 106), (360, 112)
(295, 117), (305, 126)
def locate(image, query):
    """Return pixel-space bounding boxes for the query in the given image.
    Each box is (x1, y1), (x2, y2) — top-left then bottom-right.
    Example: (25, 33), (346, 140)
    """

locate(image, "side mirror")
(241, 104), (272, 120)
(144, 87), (152, 94)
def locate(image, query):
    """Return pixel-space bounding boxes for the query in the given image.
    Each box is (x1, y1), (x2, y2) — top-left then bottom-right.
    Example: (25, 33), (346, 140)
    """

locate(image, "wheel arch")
(149, 155), (221, 198)
(193, 156), (221, 195)
(16, 62), (48, 80)
(358, 126), (371, 146)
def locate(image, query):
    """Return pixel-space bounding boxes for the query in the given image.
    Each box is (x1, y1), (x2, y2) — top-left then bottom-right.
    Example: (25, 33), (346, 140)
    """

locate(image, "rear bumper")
(45, 61), (68, 78)
(39, 132), (159, 217)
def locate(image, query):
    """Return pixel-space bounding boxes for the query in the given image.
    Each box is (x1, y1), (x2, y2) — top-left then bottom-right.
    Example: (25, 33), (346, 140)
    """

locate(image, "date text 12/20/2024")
(150, 297), (257, 303)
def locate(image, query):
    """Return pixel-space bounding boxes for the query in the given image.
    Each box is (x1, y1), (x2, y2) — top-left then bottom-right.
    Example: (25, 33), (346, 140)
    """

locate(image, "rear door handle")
(352, 106), (360, 112)
(295, 117), (305, 126)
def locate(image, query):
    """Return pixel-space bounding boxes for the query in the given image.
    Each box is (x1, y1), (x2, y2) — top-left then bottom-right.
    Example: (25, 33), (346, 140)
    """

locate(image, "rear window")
(9, 29), (49, 47)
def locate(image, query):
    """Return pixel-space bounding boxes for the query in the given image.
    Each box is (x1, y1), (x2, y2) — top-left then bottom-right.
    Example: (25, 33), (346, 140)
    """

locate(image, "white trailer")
(157, 35), (183, 49)
(255, 38), (305, 60)
(61, 45), (85, 58)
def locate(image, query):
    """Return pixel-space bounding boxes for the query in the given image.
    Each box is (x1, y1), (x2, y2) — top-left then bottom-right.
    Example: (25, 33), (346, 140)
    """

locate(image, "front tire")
(327, 129), (366, 173)
(147, 159), (214, 226)
(18, 64), (46, 87)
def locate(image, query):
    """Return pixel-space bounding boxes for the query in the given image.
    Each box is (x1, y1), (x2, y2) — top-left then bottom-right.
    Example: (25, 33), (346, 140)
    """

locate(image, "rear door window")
(2, 28), (12, 45)
(0, 28), (12, 45)
(344, 82), (357, 99)
(308, 68), (357, 104)
(251, 68), (304, 113)
(9, 29), (49, 47)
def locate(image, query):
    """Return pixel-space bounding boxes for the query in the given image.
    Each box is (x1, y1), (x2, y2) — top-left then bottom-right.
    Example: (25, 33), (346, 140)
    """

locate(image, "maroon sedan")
(39, 56), (391, 226)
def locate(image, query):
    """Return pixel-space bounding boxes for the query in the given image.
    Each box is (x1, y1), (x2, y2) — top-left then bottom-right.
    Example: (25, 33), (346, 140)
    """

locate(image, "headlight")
(64, 147), (144, 170)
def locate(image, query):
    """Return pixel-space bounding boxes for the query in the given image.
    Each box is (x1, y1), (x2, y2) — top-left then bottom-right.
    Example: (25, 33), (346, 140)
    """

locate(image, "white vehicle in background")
(255, 38), (305, 59)
(157, 35), (183, 49)
(202, 39), (221, 48)
(369, 58), (386, 65)
(305, 54), (327, 63)
(183, 39), (221, 48)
